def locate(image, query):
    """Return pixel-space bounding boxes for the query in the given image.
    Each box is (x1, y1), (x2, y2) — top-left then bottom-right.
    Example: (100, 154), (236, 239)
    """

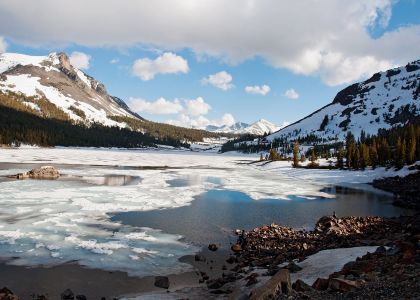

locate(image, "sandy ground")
(0, 248), (231, 299)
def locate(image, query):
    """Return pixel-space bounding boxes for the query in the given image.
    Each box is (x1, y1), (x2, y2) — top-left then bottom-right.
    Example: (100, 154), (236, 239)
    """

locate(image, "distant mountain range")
(268, 59), (420, 142)
(206, 119), (282, 135)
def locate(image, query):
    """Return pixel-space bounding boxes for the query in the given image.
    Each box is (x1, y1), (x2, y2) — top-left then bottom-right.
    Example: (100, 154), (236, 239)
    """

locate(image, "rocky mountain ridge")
(268, 60), (420, 142)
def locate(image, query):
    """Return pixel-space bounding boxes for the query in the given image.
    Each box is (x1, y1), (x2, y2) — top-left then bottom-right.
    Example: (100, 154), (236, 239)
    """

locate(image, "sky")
(0, 0), (419, 129)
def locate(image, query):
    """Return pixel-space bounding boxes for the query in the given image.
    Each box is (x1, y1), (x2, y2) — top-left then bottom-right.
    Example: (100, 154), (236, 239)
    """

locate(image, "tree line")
(0, 91), (234, 148)
(291, 124), (420, 169)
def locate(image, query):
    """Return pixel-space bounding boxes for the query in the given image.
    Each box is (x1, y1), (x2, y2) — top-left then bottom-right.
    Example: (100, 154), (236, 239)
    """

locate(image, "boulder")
(329, 278), (359, 292)
(292, 279), (312, 292)
(0, 287), (19, 300)
(312, 278), (329, 291)
(60, 289), (74, 300)
(231, 244), (242, 253)
(249, 269), (292, 300)
(154, 276), (170, 289)
(28, 166), (60, 179)
(208, 243), (218, 251)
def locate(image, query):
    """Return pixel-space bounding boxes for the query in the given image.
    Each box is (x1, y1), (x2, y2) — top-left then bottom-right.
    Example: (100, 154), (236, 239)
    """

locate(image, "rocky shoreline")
(372, 165), (420, 210)
(1, 214), (419, 299)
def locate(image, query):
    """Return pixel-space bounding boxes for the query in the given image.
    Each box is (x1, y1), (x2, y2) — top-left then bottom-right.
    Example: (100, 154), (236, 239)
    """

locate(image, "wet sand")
(0, 249), (231, 299)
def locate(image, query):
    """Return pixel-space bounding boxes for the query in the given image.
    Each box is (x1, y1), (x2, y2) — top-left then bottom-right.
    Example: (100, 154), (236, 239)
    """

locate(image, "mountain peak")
(0, 51), (139, 126)
(267, 59), (420, 142)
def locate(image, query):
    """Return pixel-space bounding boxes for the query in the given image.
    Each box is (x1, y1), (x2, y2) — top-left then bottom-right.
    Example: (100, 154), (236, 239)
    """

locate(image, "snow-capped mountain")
(268, 60), (420, 142)
(206, 122), (250, 133)
(0, 52), (140, 127)
(206, 119), (281, 135)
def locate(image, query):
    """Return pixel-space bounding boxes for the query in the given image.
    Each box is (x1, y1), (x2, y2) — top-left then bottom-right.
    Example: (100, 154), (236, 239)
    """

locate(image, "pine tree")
(360, 143), (370, 169)
(369, 141), (379, 168)
(345, 132), (355, 168)
(336, 147), (344, 169)
(300, 154), (306, 162)
(292, 141), (300, 168)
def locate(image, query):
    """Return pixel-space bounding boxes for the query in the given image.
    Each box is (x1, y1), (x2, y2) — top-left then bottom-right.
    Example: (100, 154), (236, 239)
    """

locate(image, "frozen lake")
(0, 148), (409, 277)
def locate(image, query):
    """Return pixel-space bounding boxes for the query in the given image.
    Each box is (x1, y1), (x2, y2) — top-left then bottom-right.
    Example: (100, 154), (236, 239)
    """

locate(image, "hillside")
(267, 60), (420, 143)
(0, 52), (232, 146)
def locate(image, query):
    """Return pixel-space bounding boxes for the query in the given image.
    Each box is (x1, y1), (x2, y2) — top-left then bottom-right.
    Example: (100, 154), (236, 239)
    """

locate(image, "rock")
(249, 269), (292, 300)
(292, 279), (312, 292)
(0, 287), (19, 300)
(312, 278), (329, 291)
(329, 277), (359, 292)
(226, 256), (237, 264)
(154, 276), (170, 289)
(286, 261), (302, 273)
(208, 243), (218, 251)
(28, 166), (60, 179)
(194, 254), (206, 262)
(231, 244), (242, 253)
(207, 278), (225, 289)
(61, 289), (74, 300)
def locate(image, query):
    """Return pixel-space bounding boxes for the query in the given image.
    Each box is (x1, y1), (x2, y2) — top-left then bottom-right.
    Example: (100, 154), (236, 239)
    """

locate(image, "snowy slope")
(0, 52), (140, 127)
(268, 60), (420, 142)
(206, 119), (281, 135)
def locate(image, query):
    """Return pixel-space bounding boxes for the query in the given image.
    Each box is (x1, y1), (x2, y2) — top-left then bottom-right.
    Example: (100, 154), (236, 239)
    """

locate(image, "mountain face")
(268, 60), (420, 142)
(206, 119), (281, 135)
(0, 52), (140, 127)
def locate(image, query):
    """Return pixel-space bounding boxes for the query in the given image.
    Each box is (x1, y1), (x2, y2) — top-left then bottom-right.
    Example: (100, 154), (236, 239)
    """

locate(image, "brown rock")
(329, 277), (359, 292)
(27, 166), (60, 179)
(292, 279), (312, 292)
(0, 287), (19, 300)
(249, 269), (292, 300)
(231, 243), (242, 253)
(312, 277), (329, 291)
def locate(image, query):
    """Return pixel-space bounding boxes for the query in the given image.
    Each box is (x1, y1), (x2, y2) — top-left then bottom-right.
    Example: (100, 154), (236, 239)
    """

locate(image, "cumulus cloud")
(167, 112), (235, 129)
(132, 52), (189, 80)
(0, 36), (7, 53)
(201, 71), (233, 91)
(1, 1), (419, 85)
(284, 88), (299, 99)
(245, 84), (270, 95)
(185, 97), (211, 116)
(69, 51), (91, 70)
(128, 97), (183, 114)
(128, 96), (212, 117)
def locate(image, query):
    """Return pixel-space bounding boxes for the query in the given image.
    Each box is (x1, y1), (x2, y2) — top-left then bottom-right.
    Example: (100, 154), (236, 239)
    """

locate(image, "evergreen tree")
(292, 141), (300, 167)
(336, 147), (344, 169)
(369, 141), (379, 168)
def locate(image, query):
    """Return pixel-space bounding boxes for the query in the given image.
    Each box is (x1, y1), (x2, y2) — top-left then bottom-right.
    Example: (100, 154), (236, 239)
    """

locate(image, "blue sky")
(0, 0), (419, 128)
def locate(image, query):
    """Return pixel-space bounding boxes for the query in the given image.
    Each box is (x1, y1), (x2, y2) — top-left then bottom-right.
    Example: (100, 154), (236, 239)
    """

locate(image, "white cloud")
(284, 88), (299, 99)
(166, 112), (235, 129)
(201, 71), (233, 91)
(219, 113), (235, 127)
(132, 52), (189, 81)
(1, 1), (419, 85)
(128, 96), (212, 118)
(245, 84), (270, 95)
(0, 36), (7, 53)
(185, 97), (211, 116)
(69, 51), (91, 70)
(128, 97), (183, 114)
(110, 58), (119, 64)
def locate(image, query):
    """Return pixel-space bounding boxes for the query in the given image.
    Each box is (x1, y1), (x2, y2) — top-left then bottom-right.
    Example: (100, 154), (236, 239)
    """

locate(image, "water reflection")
(112, 187), (410, 247)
